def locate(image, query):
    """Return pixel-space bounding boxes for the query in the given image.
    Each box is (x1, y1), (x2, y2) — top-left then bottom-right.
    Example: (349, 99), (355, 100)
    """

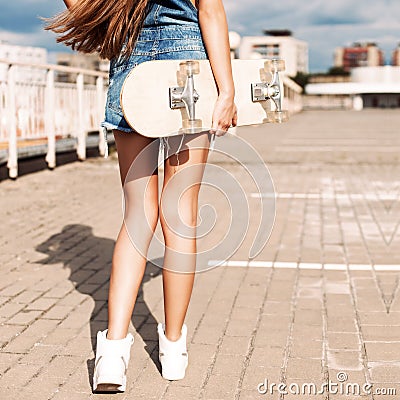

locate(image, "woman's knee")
(159, 190), (199, 236)
(123, 195), (159, 255)
(125, 195), (159, 231)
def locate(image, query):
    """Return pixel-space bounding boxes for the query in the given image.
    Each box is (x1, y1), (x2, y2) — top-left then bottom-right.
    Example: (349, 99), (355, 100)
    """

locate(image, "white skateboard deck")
(121, 59), (286, 138)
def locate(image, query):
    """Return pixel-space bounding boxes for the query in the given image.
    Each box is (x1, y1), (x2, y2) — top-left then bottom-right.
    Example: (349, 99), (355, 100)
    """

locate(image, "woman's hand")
(210, 93), (237, 136)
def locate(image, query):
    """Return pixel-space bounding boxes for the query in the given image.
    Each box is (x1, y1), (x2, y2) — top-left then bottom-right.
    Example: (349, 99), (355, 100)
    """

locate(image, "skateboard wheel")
(181, 119), (203, 133)
(180, 60), (200, 76)
(264, 59), (285, 73)
(266, 110), (289, 123)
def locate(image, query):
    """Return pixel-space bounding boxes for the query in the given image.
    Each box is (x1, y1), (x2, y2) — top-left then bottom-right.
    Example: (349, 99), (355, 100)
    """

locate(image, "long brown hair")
(44, 0), (150, 60)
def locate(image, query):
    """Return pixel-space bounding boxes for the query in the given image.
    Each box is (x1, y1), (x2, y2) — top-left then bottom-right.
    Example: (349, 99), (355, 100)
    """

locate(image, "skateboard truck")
(169, 61), (203, 133)
(251, 59), (289, 123)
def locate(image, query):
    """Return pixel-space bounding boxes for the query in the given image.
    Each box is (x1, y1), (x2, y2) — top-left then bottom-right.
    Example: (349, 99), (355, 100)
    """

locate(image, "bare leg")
(107, 130), (159, 340)
(159, 132), (211, 341)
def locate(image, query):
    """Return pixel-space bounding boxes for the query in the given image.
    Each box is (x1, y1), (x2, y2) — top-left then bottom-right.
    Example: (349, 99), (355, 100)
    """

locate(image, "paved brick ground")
(0, 110), (399, 399)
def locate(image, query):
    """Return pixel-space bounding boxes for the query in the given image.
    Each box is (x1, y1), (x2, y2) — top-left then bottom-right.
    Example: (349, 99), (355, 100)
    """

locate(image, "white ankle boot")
(157, 322), (188, 380)
(92, 329), (134, 392)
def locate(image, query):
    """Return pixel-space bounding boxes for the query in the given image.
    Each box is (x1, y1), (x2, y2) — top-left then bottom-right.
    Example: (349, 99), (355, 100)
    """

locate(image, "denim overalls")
(101, 0), (216, 158)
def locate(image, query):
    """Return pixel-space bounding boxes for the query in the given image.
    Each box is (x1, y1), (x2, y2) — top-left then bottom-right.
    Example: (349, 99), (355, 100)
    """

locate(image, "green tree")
(293, 72), (309, 89)
(327, 66), (350, 76)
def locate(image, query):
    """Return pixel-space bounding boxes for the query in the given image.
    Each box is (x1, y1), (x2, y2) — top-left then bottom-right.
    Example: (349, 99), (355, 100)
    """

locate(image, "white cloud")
(0, 28), (65, 51)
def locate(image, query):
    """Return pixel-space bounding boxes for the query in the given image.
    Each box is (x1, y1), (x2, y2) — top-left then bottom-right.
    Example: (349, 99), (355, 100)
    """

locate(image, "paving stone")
(11, 291), (41, 304)
(225, 318), (256, 337)
(327, 349), (364, 371)
(6, 310), (42, 325)
(294, 309), (323, 326)
(0, 302), (26, 318)
(364, 342), (400, 362)
(174, 363), (208, 388)
(57, 363), (93, 394)
(285, 358), (324, 380)
(290, 339), (322, 359)
(259, 314), (293, 331)
(18, 343), (60, 366)
(0, 283), (29, 297)
(362, 325), (400, 341)
(241, 366), (281, 391)
(238, 388), (280, 399)
(43, 285), (74, 299)
(212, 354), (245, 376)
(327, 316), (357, 332)
(296, 298), (323, 310)
(186, 343), (216, 366)
(230, 306), (260, 322)
(25, 297), (59, 311)
(4, 320), (57, 353)
(0, 353), (21, 375)
(219, 335), (251, 356)
(0, 324), (26, 348)
(21, 375), (65, 400)
(248, 346), (285, 368)
(327, 332), (361, 350)
(202, 372), (239, 399)
(41, 328), (80, 346)
(163, 385), (201, 399)
(42, 305), (73, 320)
(368, 363), (400, 383)
(262, 300), (291, 316)
(44, 390), (87, 400)
(191, 323), (223, 344)
(0, 363), (42, 390)
(253, 329), (289, 348)
(60, 335), (93, 358)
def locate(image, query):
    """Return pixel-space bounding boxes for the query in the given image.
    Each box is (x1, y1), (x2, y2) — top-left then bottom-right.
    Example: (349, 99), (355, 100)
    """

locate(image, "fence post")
(96, 76), (106, 156)
(76, 73), (86, 160)
(45, 69), (56, 169)
(7, 65), (18, 179)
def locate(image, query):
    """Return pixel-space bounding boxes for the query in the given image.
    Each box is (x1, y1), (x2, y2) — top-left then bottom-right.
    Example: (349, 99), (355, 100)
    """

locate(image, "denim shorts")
(101, 0), (209, 141)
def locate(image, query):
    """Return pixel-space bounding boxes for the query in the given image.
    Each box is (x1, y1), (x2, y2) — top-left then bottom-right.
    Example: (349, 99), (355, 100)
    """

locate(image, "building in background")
(305, 66), (400, 110)
(0, 41), (48, 82)
(56, 53), (109, 84)
(334, 42), (384, 72)
(392, 44), (400, 66)
(239, 30), (308, 77)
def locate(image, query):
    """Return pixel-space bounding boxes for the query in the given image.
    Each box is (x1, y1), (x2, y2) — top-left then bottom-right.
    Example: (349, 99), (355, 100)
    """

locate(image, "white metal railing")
(0, 59), (108, 178)
(0, 59), (303, 179)
(282, 76), (303, 114)
(302, 94), (353, 110)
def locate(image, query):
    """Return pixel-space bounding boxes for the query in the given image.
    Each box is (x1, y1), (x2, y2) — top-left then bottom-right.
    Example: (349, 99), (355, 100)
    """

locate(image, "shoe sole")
(93, 375), (126, 393)
(162, 373), (186, 380)
(159, 357), (188, 380)
(93, 383), (124, 393)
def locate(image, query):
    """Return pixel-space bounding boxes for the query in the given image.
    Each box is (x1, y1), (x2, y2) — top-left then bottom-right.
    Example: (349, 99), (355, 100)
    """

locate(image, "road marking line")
(207, 260), (400, 271)
(251, 193), (399, 201)
(324, 263), (347, 270)
(374, 265), (400, 271)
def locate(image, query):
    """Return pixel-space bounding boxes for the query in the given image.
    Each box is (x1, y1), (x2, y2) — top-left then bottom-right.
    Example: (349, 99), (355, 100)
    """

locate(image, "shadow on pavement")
(35, 224), (163, 390)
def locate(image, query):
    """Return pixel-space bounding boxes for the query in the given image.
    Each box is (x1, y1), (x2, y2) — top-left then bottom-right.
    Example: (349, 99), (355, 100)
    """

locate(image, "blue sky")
(1, 0), (399, 72)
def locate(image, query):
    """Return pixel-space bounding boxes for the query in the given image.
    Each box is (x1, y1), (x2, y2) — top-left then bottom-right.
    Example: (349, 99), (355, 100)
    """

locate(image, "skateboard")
(121, 58), (288, 138)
